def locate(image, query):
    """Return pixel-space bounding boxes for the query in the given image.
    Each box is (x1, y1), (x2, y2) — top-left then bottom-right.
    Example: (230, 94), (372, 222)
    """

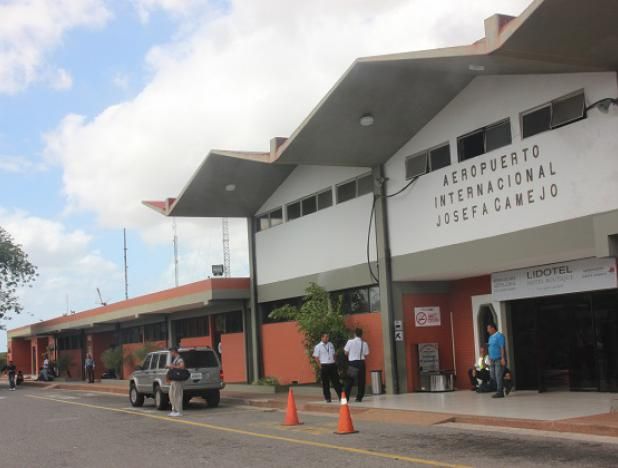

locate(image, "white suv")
(129, 347), (224, 410)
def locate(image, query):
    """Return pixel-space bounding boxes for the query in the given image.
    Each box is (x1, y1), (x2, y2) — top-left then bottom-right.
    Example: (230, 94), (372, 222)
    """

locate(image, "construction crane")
(222, 218), (231, 277)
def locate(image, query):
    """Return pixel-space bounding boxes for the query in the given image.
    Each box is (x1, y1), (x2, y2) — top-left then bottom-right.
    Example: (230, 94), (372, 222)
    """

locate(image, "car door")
(154, 352), (169, 387)
(140, 354), (154, 391)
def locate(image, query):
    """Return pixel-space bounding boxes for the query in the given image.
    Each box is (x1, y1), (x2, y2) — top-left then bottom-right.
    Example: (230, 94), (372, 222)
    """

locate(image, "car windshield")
(180, 350), (218, 368)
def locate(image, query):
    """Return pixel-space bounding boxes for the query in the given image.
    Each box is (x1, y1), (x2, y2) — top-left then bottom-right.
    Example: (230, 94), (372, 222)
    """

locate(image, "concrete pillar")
(373, 165), (400, 394)
(241, 299), (253, 383)
(246, 217), (262, 382)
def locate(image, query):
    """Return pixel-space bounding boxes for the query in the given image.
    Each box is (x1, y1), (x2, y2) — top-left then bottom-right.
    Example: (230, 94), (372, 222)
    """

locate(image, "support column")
(246, 217), (262, 382)
(373, 165), (400, 394)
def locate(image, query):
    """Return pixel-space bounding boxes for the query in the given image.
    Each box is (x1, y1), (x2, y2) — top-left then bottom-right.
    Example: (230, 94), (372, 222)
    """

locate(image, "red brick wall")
(220, 332), (246, 383)
(261, 322), (315, 385)
(179, 336), (212, 348)
(9, 338), (31, 374)
(59, 349), (82, 380)
(90, 332), (115, 379)
(345, 313), (384, 385)
(449, 276), (491, 388)
(402, 294), (453, 392)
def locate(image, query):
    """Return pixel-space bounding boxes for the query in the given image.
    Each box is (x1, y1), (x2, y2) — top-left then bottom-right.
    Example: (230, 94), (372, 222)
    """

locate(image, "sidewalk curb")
(22, 382), (618, 438)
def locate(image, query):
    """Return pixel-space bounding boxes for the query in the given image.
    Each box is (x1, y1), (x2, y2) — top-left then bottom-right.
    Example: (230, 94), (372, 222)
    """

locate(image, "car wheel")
(154, 385), (169, 411)
(129, 383), (145, 407)
(205, 389), (220, 408)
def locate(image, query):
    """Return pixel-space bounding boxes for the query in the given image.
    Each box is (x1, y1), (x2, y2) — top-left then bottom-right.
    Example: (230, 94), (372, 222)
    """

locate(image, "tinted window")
(405, 153), (428, 179)
(458, 129), (484, 161)
(522, 106), (551, 138)
(336, 180), (356, 204)
(356, 174), (373, 196)
(157, 353), (168, 369)
(270, 208), (283, 227)
(484, 120), (511, 152)
(551, 92), (585, 128)
(180, 350), (218, 369)
(301, 196), (317, 216)
(429, 144), (450, 171)
(287, 201), (301, 220)
(225, 310), (244, 333)
(144, 322), (167, 342)
(317, 189), (333, 210)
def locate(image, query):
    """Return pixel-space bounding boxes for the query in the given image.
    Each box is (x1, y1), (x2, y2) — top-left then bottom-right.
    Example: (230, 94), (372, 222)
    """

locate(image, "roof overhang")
(273, 0), (618, 166)
(144, 150), (294, 218)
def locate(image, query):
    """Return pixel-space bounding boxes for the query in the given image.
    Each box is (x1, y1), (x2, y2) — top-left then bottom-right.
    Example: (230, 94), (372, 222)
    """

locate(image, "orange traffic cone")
(334, 392), (358, 435)
(282, 388), (303, 426)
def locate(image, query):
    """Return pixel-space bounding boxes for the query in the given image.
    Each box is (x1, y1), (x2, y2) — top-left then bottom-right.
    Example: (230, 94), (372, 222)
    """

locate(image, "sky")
(0, 0), (532, 350)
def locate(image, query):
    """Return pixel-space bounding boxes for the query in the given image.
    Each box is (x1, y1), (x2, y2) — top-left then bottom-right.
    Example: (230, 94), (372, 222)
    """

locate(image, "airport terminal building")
(9, 0), (618, 393)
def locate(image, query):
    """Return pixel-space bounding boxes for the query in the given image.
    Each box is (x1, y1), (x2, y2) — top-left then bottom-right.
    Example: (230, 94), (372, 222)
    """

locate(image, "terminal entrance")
(510, 290), (618, 392)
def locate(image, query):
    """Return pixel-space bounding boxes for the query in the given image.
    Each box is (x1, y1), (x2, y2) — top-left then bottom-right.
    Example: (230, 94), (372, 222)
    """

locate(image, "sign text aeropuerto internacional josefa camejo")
(434, 144), (558, 227)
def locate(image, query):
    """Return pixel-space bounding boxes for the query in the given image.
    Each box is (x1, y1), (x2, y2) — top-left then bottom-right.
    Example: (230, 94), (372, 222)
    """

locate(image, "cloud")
(48, 67), (73, 91)
(43, 0), (531, 277)
(132, 0), (213, 23)
(0, 0), (110, 94)
(0, 209), (122, 342)
(0, 155), (46, 173)
(112, 72), (130, 91)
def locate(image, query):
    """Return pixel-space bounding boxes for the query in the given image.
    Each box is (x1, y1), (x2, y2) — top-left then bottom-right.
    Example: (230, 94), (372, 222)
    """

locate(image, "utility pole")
(123, 228), (129, 299)
(173, 218), (179, 287)
(222, 218), (231, 277)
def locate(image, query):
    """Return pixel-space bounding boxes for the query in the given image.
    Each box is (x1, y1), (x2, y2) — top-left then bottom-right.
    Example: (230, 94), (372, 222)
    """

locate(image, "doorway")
(510, 291), (618, 392)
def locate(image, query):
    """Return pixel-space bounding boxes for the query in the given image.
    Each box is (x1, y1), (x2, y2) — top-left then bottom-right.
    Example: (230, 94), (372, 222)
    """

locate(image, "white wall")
(385, 72), (618, 259)
(256, 165), (375, 285)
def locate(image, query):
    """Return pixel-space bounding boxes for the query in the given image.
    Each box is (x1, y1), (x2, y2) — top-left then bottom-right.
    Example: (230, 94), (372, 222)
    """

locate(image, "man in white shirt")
(312, 333), (341, 403)
(344, 328), (369, 402)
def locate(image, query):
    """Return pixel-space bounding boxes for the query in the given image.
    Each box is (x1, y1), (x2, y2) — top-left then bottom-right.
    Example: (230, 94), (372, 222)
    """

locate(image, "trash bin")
(370, 370), (383, 395)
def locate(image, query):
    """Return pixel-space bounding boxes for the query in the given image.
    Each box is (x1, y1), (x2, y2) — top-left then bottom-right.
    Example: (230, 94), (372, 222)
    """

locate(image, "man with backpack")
(166, 347), (185, 417)
(344, 328), (369, 402)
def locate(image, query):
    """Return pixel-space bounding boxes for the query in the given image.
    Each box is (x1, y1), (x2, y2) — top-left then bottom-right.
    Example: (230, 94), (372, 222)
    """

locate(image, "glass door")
(592, 292), (618, 392)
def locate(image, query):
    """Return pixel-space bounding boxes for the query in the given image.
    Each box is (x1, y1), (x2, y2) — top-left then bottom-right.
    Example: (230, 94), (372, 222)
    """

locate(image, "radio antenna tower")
(173, 218), (179, 286)
(222, 218), (231, 277)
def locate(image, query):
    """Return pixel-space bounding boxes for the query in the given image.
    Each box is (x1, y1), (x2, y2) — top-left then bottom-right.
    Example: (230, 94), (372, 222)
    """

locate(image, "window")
(144, 322), (167, 342)
(458, 119), (511, 161)
(301, 196), (317, 216)
(521, 91), (586, 139)
(317, 189), (333, 210)
(286, 201), (301, 221)
(336, 180), (356, 203)
(120, 326), (142, 344)
(175, 316), (210, 341)
(224, 311), (243, 333)
(269, 208), (283, 227)
(256, 207), (284, 232)
(405, 143), (451, 180)
(180, 350), (218, 368)
(156, 353), (168, 369)
(336, 172), (373, 204)
(331, 285), (380, 314)
(260, 297), (302, 324)
(142, 354), (153, 370)
(58, 335), (82, 350)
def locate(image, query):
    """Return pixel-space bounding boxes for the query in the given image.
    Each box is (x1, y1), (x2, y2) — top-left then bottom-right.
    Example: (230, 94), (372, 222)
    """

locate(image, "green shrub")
(101, 346), (123, 377)
(57, 353), (75, 377)
(269, 283), (351, 379)
(129, 342), (161, 368)
(255, 376), (280, 386)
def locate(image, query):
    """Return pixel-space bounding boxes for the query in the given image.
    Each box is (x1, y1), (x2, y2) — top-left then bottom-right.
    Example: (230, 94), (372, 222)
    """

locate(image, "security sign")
(394, 330), (404, 342)
(414, 306), (441, 327)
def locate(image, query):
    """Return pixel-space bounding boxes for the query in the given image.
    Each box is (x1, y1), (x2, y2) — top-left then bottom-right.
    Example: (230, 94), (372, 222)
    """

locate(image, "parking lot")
(1, 386), (618, 467)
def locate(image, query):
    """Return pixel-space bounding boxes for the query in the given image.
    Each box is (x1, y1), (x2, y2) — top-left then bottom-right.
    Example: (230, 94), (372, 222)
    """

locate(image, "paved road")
(1, 386), (617, 468)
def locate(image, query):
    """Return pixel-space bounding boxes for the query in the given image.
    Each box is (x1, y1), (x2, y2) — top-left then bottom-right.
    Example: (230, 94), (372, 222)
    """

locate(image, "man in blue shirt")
(487, 323), (506, 398)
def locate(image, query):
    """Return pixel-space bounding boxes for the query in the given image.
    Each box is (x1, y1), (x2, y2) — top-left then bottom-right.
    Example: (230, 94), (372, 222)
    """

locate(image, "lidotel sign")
(492, 257), (617, 301)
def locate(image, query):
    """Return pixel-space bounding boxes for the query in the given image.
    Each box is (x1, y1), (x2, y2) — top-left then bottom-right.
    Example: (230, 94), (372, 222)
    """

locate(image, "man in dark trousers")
(313, 333), (342, 403)
(344, 328), (369, 402)
(3, 360), (17, 391)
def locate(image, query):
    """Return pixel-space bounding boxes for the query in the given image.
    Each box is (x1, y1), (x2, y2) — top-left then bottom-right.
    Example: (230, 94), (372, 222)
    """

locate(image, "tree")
(269, 283), (351, 379)
(0, 226), (38, 321)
